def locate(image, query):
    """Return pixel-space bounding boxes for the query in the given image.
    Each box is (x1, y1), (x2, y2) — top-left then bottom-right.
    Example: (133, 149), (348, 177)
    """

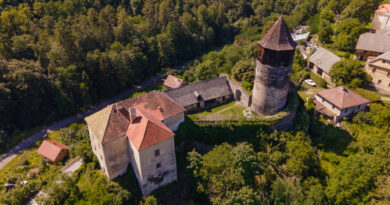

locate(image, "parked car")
(304, 79), (317, 87)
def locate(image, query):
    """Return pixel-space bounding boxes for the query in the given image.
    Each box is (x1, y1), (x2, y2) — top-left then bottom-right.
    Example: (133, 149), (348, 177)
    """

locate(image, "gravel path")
(0, 60), (193, 170)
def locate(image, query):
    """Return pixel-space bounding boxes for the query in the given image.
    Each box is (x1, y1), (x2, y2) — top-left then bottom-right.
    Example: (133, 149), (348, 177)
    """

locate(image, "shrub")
(241, 81), (252, 92)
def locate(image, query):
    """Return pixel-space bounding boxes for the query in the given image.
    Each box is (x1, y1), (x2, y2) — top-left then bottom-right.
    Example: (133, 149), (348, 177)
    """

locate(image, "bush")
(329, 59), (371, 88)
(309, 72), (327, 88)
(0, 182), (41, 205)
(232, 60), (255, 83)
(241, 81), (252, 92)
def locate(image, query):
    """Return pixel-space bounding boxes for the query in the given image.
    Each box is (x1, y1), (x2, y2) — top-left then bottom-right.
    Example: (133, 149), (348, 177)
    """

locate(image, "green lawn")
(298, 83), (325, 102)
(188, 93), (299, 123)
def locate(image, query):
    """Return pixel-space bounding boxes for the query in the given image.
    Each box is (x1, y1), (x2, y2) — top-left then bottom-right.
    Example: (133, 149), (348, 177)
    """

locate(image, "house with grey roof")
(164, 76), (234, 111)
(355, 32), (390, 61)
(308, 48), (341, 83)
(365, 51), (390, 94)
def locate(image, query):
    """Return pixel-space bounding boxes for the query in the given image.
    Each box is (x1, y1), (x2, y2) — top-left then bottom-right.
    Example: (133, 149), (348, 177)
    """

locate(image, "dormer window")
(155, 149), (160, 157)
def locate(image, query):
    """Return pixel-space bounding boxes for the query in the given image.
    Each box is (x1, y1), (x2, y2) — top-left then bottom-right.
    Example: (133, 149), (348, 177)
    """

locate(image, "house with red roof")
(314, 86), (370, 123)
(85, 91), (185, 195)
(37, 140), (70, 163)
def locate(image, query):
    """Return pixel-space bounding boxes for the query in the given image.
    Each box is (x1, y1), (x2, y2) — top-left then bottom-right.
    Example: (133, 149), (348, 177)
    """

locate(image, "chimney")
(129, 107), (137, 123)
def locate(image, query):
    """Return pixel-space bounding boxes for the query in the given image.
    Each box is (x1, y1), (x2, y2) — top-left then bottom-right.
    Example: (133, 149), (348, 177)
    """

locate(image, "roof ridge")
(137, 117), (149, 150)
(102, 105), (115, 144)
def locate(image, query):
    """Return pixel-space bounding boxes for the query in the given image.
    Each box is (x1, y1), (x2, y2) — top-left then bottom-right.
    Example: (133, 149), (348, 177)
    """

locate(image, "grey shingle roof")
(309, 48), (341, 74)
(164, 76), (233, 107)
(373, 50), (390, 61)
(356, 32), (390, 53)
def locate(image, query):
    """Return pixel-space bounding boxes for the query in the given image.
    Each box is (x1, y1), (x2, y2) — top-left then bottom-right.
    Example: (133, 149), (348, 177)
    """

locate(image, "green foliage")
(340, 0), (383, 23)
(325, 154), (381, 204)
(309, 72), (327, 88)
(232, 59), (255, 83)
(334, 18), (367, 52)
(308, 13), (320, 34)
(241, 81), (252, 92)
(0, 182), (41, 205)
(351, 88), (381, 102)
(318, 20), (333, 44)
(144, 195), (158, 205)
(329, 59), (371, 88)
(188, 142), (258, 204)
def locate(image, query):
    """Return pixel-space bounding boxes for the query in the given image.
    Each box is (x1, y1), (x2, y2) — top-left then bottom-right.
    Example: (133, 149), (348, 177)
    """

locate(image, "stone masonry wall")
(223, 75), (252, 107)
(251, 60), (291, 115)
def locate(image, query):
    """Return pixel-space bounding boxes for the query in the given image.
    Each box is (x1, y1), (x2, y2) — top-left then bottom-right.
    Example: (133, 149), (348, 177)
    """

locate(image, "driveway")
(0, 61), (193, 169)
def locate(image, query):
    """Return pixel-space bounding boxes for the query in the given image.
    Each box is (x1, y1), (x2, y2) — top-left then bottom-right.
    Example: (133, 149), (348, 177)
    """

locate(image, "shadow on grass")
(310, 120), (353, 155)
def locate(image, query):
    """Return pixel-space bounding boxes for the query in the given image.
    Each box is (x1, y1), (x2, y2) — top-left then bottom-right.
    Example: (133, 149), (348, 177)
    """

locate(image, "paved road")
(0, 61), (193, 169)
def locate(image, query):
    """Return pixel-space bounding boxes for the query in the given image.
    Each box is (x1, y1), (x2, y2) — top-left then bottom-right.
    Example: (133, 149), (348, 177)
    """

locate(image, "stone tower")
(251, 16), (297, 115)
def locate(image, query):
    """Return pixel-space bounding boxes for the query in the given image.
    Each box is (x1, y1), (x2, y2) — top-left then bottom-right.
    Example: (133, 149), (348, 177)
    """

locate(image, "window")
(373, 68), (376, 73)
(378, 80), (382, 85)
(364, 50), (367, 54)
(155, 149), (160, 157)
(387, 72), (390, 77)
(383, 60), (386, 63)
(388, 83), (390, 87)
(156, 162), (161, 169)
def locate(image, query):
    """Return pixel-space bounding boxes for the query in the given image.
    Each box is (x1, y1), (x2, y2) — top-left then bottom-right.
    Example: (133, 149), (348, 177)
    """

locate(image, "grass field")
(188, 93), (299, 123)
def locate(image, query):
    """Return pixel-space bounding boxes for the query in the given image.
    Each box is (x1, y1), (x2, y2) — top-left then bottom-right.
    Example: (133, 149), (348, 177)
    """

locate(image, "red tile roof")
(316, 86), (370, 110)
(126, 108), (174, 151)
(85, 91), (185, 145)
(258, 16), (297, 51)
(37, 140), (69, 162)
(377, 4), (390, 13)
(164, 75), (185, 89)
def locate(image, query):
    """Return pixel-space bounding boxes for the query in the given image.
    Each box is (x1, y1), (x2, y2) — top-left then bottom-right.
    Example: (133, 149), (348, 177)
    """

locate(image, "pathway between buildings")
(0, 60), (193, 170)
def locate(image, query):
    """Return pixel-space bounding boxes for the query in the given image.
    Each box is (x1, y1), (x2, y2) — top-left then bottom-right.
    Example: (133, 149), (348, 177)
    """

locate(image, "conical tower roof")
(258, 16), (297, 51)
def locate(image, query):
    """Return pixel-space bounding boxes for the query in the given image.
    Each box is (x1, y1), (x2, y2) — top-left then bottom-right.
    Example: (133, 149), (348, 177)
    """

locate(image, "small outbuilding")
(37, 140), (70, 163)
(308, 48), (341, 83)
(164, 75), (187, 90)
(314, 86), (370, 123)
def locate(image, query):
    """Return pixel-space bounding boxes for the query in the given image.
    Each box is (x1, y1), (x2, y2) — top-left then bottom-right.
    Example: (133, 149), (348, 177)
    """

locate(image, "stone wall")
(269, 111), (296, 131)
(137, 138), (177, 195)
(225, 75), (252, 107)
(163, 112), (185, 131)
(251, 60), (291, 115)
(103, 136), (130, 179)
